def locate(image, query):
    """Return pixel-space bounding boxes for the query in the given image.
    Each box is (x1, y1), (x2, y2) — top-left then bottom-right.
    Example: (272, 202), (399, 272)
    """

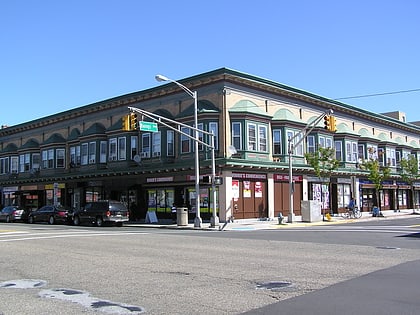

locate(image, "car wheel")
(48, 216), (55, 225)
(28, 216), (34, 224)
(73, 215), (80, 226)
(96, 216), (103, 227)
(6, 215), (11, 223)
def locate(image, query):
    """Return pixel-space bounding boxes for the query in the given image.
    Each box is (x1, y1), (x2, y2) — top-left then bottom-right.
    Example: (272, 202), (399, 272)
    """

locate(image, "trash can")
(176, 207), (188, 226)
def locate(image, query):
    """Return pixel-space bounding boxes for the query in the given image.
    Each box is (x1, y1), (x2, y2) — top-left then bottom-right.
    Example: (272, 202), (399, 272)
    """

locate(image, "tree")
(400, 154), (420, 214)
(360, 158), (391, 214)
(305, 147), (340, 217)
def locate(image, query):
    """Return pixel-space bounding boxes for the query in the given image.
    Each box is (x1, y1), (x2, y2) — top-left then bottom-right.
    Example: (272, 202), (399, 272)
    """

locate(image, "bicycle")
(341, 206), (362, 219)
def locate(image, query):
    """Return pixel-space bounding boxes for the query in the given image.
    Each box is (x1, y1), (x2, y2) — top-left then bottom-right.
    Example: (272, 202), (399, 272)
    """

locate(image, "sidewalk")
(126, 209), (418, 231)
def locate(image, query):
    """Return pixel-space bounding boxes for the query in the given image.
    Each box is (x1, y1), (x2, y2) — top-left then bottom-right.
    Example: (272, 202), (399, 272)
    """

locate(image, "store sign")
(232, 173), (267, 180)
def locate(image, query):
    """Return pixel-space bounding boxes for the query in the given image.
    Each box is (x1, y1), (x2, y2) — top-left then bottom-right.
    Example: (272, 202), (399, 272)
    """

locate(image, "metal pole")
(210, 132), (219, 227)
(288, 139), (294, 223)
(193, 91), (202, 228)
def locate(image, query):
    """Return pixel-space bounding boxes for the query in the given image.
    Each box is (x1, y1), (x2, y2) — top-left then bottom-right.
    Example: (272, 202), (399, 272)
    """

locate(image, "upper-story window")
(109, 138), (117, 161)
(287, 130), (303, 156)
(335, 141), (342, 161)
(367, 145), (378, 160)
(181, 127), (190, 153)
(100, 141), (107, 163)
(345, 141), (358, 162)
(19, 153), (31, 172)
(142, 133), (150, 158)
(130, 136), (138, 160)
(32, 153), (40, 170)
(118, 137), (126, 160)
(307, 135), (316, 153)
(42, 149), (54, 169)
(209, 122), (219, 150)
(11, 156), (18, 173)
(56, 149), (65, 168)
(70, 145), (81, 166)
(273, 129), (282, 155)
(258, 125), (267, 152)
(81, 143), (88, 165)
(198, 123), (204, 151)
(89, 142), (96, 164)
(0, 157), (9, 174)
(386, 148), (396, 167)
(232, 122), (242, 151)
(247, 123), (257, 151)
(152, 132), (161, 157)
(167, 130), (174, 156)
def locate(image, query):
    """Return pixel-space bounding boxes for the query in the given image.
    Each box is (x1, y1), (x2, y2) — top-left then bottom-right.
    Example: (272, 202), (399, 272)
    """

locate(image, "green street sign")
(139, 121), (158, 132)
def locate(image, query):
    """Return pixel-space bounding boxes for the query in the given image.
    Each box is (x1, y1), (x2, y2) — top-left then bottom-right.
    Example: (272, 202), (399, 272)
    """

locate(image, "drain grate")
(256, 281), (293, 291)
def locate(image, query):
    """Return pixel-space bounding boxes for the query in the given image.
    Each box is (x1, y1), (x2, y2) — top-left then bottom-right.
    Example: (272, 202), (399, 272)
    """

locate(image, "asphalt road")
(0, 217), (419, 315)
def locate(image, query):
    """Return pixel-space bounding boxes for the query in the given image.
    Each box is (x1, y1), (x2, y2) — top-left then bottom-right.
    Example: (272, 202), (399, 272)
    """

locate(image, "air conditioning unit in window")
(153, 151), (161, 157)
(141, 152), (150, 158)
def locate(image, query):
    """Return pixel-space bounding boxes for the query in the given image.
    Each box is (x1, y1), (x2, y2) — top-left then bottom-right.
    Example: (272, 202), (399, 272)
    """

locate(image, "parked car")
(72, 200), (129, 227)
(0, 206), (25, 223)
(28, 205), (72, 224)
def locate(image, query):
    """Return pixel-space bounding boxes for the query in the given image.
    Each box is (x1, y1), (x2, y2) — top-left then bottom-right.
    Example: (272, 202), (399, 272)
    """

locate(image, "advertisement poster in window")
(243, 181), (251, 198)
(255, 181), (262, 198)
(232, 180), (240, 200)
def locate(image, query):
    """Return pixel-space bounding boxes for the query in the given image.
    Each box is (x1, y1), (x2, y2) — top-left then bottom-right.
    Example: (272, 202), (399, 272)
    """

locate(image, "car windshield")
(110, 203), (126, 211)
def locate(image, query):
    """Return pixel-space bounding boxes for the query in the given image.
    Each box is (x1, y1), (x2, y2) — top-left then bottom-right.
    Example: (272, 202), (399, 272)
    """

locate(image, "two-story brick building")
(1, 68), (419, 222)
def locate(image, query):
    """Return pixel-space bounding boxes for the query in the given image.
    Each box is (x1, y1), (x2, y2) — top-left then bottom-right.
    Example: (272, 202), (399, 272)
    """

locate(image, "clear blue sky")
(1, 0), (419, 126)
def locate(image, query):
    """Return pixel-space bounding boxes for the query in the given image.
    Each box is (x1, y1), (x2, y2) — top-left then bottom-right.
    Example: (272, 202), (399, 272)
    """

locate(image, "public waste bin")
(176, 207), (188, 226)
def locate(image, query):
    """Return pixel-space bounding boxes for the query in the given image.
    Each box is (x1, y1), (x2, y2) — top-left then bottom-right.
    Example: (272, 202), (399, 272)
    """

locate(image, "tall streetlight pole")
(155, 74), (202, 228)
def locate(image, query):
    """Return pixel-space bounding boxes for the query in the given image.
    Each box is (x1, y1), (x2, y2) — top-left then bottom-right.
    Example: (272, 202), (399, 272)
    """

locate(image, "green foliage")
(360, 159), (391, 191)
(400, 154), (419, 184)
(304, 147), (340, 178)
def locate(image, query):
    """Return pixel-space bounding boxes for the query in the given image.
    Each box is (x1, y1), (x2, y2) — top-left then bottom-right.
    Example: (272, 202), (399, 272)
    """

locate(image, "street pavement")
(127, 209), (417, 231)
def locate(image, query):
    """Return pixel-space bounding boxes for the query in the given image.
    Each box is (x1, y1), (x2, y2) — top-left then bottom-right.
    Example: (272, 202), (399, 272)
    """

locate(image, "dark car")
(28, 205), (71, 225)
(72, 200), (129, 227)
(0, 206), (25, 223)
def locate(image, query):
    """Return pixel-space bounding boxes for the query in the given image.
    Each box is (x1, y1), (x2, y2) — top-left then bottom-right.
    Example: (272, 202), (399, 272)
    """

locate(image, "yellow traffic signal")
(324, 115), (331, 130)
(121, 115), (130, 131)
(130, 113), (138, 130)
(330, 115), (337, 132)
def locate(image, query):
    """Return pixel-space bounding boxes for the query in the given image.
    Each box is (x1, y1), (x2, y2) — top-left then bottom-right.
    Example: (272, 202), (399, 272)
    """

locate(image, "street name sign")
(139, 121), (158, 132)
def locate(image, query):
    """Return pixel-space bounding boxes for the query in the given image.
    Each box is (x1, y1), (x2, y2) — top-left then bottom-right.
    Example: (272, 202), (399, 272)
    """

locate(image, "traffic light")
(121, 115), (130, 131)
(324, 115), (331, 131)
(130, 113), (138, 130)
(330, 115), (337, 132)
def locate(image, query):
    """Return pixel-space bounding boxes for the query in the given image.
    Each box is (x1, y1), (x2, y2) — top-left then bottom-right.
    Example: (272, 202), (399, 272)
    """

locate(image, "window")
(345, 141), (358, 162)
(273, 130), (282, 155)
(167, 130), (174, 156)
(56, 149), (65, 168)
(232, 122), (242, 151)
(142, 134), (150, 158)
(287, 130), (303, 156)
(325, 138), (333, 149)
(358, 144), (365, 161)
(335, 141), (342, 161)
(109, 138), (117, 161)
(89, 142), (96, 164)
(386, 148), (396, 167)
(247, 123), (257, 151)
(209, 122), (219, 150)
(0, 157), (9, 174)
(100, 141), (107, 163)
(307, 135), (316, 153)
(152, 132), (161, 157)
(130, 136), (138, 160)
(118, 137), (126, 160)
(378, 148), (384, 165)
(32, 153), (40, 170)
(367, 145), (378, 160)
(11, 156), (18, 173)
(181, 127), (190, 153)
(198, 123), (204, 151)
(19, 153), (31, 172)
(42, 149), (54, 169)
(258, 125), (267, 152)
(81, 143), (88, 165)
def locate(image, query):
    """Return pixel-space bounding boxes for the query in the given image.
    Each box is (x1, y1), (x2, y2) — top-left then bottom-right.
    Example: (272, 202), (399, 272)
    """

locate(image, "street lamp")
(155, 74), (202, 228)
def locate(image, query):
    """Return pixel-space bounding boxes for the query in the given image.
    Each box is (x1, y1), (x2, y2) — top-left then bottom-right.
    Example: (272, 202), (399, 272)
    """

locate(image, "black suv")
(72, 200), (129, 227)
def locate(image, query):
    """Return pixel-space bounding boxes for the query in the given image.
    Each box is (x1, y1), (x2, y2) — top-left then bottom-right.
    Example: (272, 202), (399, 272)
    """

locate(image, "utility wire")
(334, 88), (420, 101)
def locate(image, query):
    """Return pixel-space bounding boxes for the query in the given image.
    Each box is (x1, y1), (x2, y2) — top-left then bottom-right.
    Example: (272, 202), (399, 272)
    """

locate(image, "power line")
(334, 88), (420, 101)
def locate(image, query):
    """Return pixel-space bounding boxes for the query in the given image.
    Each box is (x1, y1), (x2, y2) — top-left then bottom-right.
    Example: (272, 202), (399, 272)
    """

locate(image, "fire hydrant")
(278, 212), (284, 224)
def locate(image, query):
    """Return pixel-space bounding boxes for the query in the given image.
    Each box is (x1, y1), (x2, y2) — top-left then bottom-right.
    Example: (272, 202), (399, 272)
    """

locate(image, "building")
(1, 68), (420, 221)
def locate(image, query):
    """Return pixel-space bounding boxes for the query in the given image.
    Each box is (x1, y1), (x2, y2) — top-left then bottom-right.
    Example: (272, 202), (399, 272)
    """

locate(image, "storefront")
(273, 174), (302, 217)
